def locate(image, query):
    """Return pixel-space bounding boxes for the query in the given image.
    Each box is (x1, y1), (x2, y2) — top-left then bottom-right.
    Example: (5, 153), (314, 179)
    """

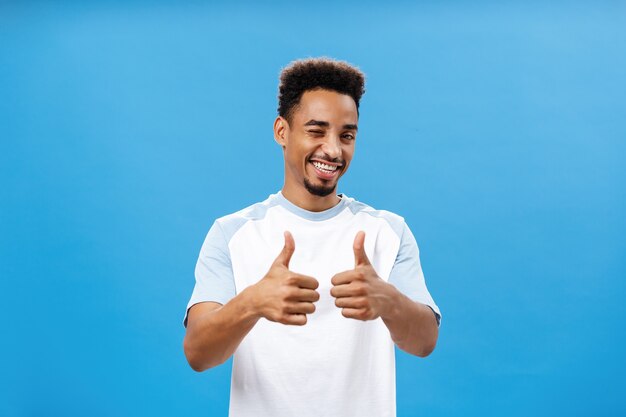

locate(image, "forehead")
(292, 89), (358, 125)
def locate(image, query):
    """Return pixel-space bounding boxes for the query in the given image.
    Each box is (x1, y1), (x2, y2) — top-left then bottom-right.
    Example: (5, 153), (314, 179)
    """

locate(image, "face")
(274, 89), (358, 198)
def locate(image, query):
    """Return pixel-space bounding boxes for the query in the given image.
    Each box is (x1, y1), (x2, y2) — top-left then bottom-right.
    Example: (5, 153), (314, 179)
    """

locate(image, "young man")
(183, 58), (441, 417)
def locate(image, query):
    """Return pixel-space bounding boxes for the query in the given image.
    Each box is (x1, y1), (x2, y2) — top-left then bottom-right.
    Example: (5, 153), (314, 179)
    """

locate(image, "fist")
(330, 231), (392, 321)
(251, 231), (320, 325)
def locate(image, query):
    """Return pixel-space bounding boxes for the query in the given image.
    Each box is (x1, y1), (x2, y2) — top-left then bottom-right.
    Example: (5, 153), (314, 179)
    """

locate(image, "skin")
(331, 231), (439, 357)
(183, 88), (438, 372)
(274, 88), (358, 212)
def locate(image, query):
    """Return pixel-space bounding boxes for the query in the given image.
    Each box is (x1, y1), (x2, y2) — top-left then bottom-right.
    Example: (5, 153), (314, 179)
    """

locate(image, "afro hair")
(277, 57), (365, 123)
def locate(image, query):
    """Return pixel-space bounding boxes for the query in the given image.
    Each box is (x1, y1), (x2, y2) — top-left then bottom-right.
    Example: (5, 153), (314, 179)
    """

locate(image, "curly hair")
(277, 57), (366, 123)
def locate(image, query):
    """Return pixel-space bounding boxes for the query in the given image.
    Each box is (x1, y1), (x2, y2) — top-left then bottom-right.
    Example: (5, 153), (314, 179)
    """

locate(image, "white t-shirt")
(184, 191), (441, 417)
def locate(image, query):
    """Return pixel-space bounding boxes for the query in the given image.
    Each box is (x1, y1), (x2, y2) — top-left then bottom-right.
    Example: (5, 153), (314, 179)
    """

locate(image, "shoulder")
(213, 193), (280, 242)
(343, 195), (406, 239)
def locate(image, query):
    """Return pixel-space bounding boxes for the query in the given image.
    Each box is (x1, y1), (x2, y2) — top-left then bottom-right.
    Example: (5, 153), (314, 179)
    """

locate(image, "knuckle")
(353, 283), (366, 295)
(278, 286), (290, 300)
(280, 313), (293, 324)
(285, 288), (297, 300)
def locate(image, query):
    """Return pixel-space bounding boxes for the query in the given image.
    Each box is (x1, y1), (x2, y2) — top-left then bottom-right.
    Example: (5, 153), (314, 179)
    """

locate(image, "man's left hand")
(330, 231), (396, 321)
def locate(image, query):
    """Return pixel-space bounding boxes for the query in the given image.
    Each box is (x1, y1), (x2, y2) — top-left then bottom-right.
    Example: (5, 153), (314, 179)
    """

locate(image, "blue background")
(1, 1), (625, 416)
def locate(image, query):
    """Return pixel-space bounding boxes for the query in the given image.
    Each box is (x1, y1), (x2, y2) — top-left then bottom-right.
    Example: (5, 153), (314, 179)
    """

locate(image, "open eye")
(342, 133), (355, 141)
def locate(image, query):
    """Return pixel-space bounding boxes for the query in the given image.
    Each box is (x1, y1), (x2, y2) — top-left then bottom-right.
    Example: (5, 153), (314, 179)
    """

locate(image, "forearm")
(183, 287), (260, 372)
(381, 285), (439, 357)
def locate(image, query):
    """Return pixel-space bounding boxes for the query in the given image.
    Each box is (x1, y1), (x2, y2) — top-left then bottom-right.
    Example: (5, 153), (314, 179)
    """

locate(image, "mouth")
(308, 159), (342, 181)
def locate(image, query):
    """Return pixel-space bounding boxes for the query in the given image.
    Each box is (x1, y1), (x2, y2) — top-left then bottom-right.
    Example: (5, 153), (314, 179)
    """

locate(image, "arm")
(183, 231), (320, 372)
(330, 231), (440, 357)
(380, 285), (439, 357)
(183, 290), (260, 371)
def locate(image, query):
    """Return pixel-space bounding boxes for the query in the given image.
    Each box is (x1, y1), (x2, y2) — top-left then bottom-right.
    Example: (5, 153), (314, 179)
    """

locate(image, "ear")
(273, 116), (289, 148)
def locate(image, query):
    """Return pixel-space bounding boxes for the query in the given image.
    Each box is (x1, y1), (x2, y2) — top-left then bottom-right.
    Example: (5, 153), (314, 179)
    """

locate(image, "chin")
(304, 178), (336, 197)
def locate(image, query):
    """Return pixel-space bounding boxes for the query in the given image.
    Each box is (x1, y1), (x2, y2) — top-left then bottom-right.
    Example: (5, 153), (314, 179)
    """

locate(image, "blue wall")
(1, 1), (624, 416)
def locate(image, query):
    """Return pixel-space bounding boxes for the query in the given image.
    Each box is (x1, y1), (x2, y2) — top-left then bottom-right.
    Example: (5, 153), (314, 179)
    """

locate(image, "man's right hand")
(249, 231), (320, 325)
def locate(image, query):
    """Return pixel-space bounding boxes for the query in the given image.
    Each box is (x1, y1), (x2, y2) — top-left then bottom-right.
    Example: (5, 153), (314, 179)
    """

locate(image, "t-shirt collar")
(274, 190), (348, 221)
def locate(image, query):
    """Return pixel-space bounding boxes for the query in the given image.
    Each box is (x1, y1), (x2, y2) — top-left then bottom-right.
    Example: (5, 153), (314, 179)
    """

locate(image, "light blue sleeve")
(183, 220), (237, 327)
(388, 222), (442, 326)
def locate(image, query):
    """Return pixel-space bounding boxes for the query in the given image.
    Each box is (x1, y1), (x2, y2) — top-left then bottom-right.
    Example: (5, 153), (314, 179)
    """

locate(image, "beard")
(304, 177), (336, 197)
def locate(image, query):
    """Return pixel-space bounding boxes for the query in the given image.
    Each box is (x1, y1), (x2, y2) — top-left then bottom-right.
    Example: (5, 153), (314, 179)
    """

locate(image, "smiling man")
(183, 57), (441, 417)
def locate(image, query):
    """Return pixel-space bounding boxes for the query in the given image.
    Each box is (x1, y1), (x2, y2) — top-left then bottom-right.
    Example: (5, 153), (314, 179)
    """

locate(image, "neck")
(281, 179), (341, 212)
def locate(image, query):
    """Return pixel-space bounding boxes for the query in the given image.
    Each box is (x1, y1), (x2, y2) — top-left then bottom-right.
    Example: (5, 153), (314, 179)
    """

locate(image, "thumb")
(353, 231), (371, 267)
(274, 231), (295, 268)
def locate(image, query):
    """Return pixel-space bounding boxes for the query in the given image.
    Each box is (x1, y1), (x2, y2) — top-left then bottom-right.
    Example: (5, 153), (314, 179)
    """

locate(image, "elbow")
(404, 325), (438, 358)
(417, 325), (439, 357)
(183, 336), (226, 372)
(415, 338), (437, 358)
(417, 316), (439, 357)
(188, 361), (206, 373)
(396, 336), (437, 358)
(183, 337), (206, 372)
(187, 355), (209, 373)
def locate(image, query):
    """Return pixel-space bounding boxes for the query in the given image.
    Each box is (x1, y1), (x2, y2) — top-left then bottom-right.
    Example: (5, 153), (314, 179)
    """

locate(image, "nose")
(320, 134), (342, 160)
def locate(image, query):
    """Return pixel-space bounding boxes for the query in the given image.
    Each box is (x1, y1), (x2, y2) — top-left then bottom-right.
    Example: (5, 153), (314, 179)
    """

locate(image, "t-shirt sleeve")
(388, 222), (442, 326)
(183, 220), (236, 328)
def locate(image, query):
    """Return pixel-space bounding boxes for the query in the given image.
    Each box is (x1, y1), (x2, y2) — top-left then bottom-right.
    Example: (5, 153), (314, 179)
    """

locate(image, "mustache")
(309, 155), (345, 165)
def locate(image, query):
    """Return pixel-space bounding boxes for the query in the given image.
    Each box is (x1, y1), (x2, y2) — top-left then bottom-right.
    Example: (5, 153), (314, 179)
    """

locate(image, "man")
(183, 57), (441, 417)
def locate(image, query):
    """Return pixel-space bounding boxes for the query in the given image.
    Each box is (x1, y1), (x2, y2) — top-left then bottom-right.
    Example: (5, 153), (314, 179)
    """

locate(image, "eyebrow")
(304, 119), (358, 131)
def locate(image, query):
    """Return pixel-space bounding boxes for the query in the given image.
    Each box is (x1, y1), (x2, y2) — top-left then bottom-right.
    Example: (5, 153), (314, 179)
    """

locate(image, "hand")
(330, 231), (394, 321)
(250, 231), (320, 325)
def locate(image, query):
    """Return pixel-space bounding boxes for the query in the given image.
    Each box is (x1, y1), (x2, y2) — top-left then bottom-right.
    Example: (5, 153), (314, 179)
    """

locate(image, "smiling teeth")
(312, 161), (338, 172)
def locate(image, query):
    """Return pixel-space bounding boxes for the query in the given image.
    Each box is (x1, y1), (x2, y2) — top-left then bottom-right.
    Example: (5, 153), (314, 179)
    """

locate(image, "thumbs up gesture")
(250, 231), (320, 325)
(330, 231), (393, 321)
